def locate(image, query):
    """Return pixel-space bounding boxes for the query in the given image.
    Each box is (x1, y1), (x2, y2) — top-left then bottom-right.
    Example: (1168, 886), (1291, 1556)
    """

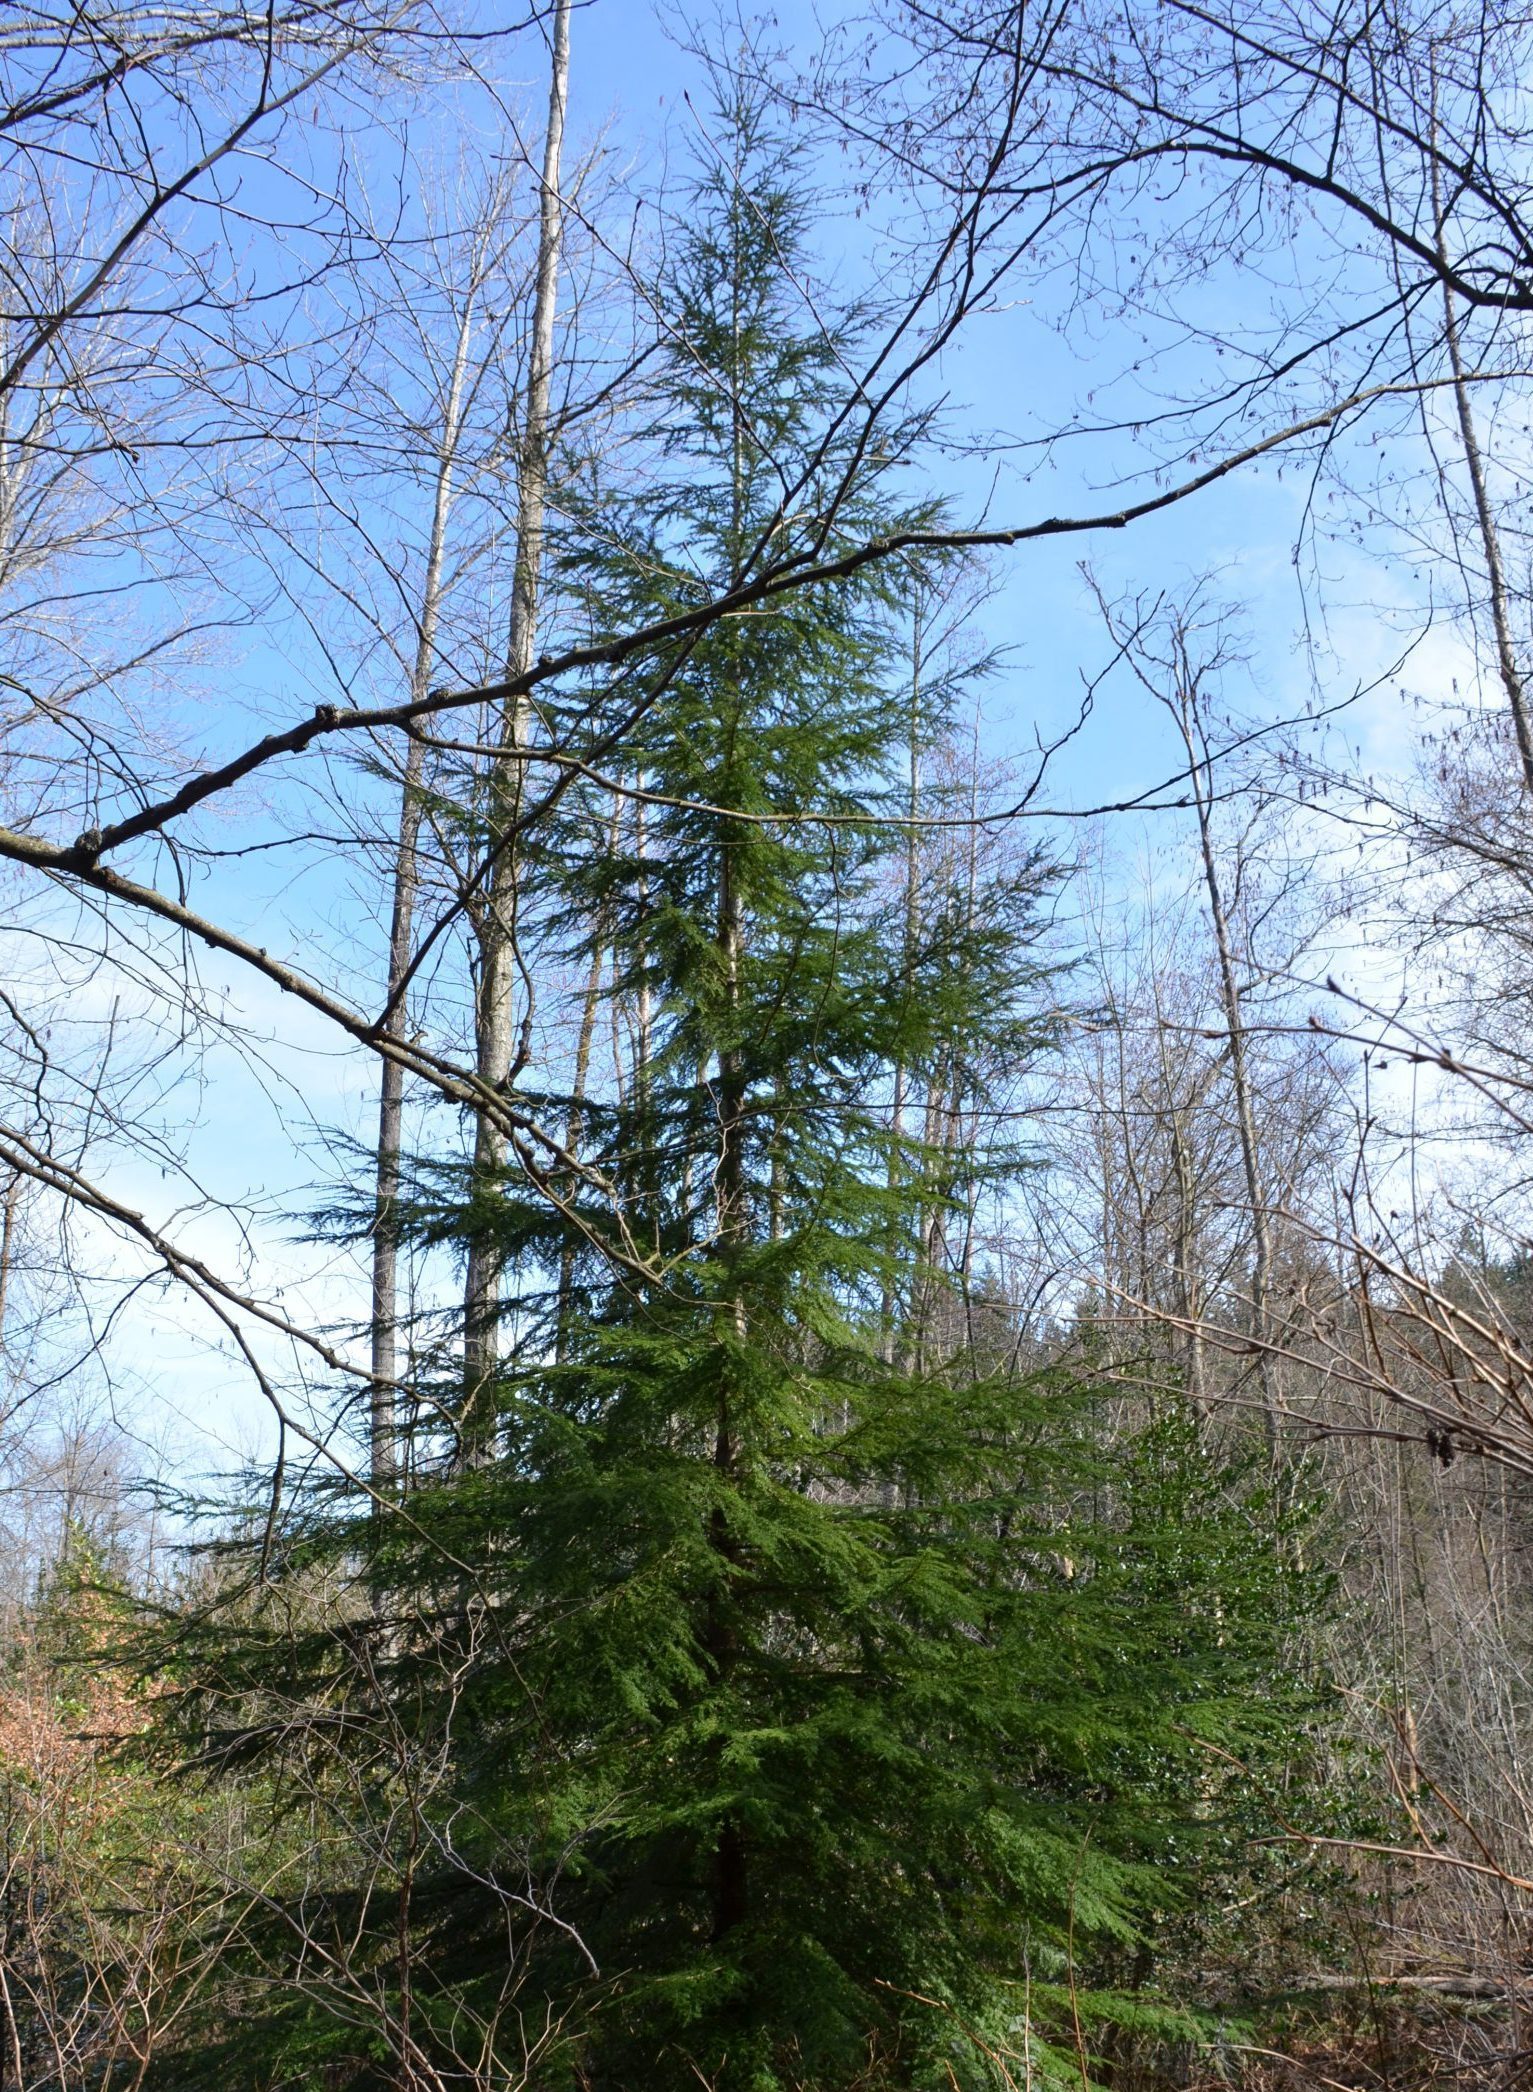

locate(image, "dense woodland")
(7, 1), (1533, 2087)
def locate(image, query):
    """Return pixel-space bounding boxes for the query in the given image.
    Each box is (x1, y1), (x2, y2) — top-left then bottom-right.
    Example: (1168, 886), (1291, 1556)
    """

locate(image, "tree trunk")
(0, 1170), (20, 1353)
(1430, 95), (1533, 797)
(461, 0), (572, 1454)
(1443, 312), (1533, 793)
(1172, 658), (1282, 1460)
(884, 580), (923, 1361)
(370, 284), (483, 1487)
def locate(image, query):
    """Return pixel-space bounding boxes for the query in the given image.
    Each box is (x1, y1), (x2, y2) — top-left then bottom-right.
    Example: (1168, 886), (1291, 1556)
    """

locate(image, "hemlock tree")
(151, 92), (1339, 2092)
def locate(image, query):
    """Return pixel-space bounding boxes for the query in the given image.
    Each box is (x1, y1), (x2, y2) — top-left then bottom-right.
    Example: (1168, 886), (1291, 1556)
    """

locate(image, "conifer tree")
(149, 84), (1340, 2092)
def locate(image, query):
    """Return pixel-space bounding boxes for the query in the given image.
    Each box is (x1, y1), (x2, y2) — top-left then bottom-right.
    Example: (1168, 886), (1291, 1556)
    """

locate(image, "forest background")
(4, 0), (1533, 2087)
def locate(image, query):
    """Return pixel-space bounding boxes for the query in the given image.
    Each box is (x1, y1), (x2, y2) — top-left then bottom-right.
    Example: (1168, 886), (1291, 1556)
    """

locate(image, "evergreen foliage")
(143, 85), (1345, 2092)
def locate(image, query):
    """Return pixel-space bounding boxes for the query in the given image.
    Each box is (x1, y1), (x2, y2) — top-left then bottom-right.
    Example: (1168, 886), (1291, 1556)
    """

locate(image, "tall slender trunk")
(370, 290), (483, 1488)
(956, 713), (983, 1353)
(914, 1067), (950, 1374)
(1171, 666), (1281, 1460)
(1167, 1097), (1204, 1403)
(633, 784), (658, 1249)
(884, 581), (923, 1360)
(1443, 306), (1533, 793)
(1154, 1003), (1207, 1409)
(1431, 88), (1533, 795)
(0, 1171), (19, 1350)
(552, 936), (602, 1363)
(461, 0), (572, 1452)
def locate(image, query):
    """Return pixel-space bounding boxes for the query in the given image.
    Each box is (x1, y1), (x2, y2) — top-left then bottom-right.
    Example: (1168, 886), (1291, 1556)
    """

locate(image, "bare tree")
(461, 0), (573, 1451)
(352, 167), (532, 1487)
(0, 0), (1488, 1526)
(1100, 595), (1288, 1452)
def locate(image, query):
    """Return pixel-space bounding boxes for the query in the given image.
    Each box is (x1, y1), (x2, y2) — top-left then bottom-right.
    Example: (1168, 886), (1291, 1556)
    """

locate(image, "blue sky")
(25, 0), (1471, 1488)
